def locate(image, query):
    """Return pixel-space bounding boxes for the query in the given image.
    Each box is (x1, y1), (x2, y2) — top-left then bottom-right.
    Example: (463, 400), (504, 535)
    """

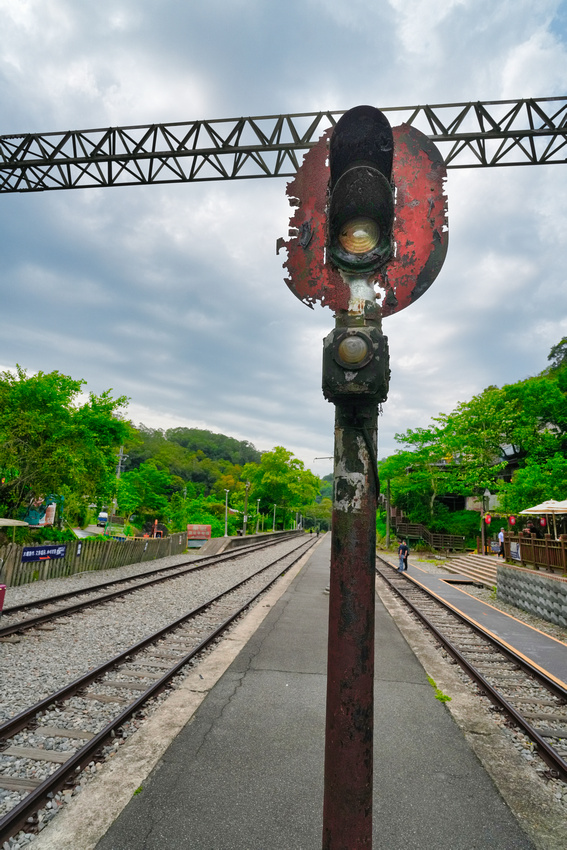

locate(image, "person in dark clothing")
(398, 539), (409, 572)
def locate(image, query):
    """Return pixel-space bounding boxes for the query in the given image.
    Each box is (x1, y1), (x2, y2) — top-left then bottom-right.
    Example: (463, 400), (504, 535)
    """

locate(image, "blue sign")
(22, 545), (67, 562)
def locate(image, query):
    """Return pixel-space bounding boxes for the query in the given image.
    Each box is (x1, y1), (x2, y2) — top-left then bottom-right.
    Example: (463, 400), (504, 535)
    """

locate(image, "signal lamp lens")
(337, 335), (369, 365)
(338, 217), (380, 255)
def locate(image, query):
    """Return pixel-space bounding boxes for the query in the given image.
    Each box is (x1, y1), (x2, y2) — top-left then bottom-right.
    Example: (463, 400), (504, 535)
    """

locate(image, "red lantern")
(485, 514), (491, 525)
(540, 517), (547, 527)
(509, 516), (516, 526)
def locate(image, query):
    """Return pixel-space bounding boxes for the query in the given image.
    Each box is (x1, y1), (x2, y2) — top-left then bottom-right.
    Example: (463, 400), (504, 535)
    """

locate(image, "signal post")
(279, 104), (448, 849)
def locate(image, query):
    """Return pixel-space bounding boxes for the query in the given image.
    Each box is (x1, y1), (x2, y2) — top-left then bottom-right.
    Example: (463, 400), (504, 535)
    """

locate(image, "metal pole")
(224, 489), (229, 537)
(386, 478), (391, 548)
(255, 499), (260, 534)
(323, 398), (378, 850)
(243, 481), (250, 535)
(321, 313), (389, 850)
(273, 504), (276, 532)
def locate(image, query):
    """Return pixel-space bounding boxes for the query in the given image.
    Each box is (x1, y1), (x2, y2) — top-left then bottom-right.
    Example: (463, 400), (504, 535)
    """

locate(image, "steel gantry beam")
(1, 96), (567, 193)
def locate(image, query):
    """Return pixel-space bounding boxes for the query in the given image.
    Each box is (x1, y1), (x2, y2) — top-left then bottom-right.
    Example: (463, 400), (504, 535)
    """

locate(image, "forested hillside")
(0, 366), (330, 541)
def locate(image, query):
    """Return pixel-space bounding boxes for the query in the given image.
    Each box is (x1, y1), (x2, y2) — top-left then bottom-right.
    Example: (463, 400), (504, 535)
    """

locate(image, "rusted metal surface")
(280, 125), (447, 317)
(323, 399), (378, 850)
(279, 129), (350, 311)
(383, 125), (448, 316)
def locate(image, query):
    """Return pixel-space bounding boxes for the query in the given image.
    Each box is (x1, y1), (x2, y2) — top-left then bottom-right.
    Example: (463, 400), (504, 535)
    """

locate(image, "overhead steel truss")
(1, 96), (566, 193)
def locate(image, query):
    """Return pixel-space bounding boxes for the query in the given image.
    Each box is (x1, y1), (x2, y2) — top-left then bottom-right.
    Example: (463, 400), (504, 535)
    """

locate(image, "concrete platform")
(91, 535), (535, 849)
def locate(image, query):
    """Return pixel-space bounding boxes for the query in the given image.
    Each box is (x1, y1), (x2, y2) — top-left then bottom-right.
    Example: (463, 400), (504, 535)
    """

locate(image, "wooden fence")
(0, 533), (188, 588)
(393, 522), (466, 551)
(504, 532), (567, 575)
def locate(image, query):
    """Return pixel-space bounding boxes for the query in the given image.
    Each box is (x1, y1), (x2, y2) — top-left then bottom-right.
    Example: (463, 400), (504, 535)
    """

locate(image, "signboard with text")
(186, 524), (212, 549)
(22, 544), (67, 562)
(186, 525), (212, 539)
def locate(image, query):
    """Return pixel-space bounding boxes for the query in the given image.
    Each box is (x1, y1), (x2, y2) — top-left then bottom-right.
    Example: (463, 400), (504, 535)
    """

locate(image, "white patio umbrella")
(519, 499), (567, 539)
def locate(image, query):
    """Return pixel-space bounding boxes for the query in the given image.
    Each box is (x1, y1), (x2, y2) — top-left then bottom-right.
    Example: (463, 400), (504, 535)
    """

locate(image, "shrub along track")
(0, 535), (316, 844)
(376, 556), (567, 783)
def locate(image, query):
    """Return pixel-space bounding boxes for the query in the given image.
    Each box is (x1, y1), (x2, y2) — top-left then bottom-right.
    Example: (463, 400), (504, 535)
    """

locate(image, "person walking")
(498, 527), (505, 558)
(398, 539), (409, 572)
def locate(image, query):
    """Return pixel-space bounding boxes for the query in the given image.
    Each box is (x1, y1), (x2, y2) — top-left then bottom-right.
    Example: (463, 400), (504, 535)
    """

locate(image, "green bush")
(430, 508), (480, 546)
(18, 526), (77, 545)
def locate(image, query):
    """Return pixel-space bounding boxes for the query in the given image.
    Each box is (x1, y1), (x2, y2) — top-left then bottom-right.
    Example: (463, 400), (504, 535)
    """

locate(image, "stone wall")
(497, 564), (567, 628)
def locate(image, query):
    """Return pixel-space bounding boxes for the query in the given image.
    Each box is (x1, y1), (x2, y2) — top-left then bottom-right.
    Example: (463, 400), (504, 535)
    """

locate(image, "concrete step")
(443, 554), (499, 588)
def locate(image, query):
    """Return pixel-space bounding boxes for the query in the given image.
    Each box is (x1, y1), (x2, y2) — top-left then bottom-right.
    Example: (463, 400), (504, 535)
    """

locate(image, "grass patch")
(427, 675), (452, 703)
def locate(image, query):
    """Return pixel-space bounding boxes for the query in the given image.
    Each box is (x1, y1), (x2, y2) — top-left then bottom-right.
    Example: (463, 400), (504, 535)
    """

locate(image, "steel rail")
(0, 536), (317, 842)
(0, 535), (312, 738)
(0, 534), (299, 636)
(2, 533), (291, 615)
(376, 558), (567, 781)
(0, 96), (566, 193)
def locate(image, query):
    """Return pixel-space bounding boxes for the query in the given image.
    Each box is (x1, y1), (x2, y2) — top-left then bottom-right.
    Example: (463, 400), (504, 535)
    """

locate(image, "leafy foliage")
(380, 338), (567, 529)
(497, 454), (567, 514)
(165, 428), (260, 465)
(0, 366), (324, 539)
(0, 366), (129, 519)
(242, 447), (320, 518)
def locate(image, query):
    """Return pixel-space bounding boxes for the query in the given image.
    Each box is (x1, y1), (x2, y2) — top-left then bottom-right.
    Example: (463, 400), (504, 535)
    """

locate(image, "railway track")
(0, 535), (316, 843)
(376, 557), (567, 783)
(0, 534), (298, 638)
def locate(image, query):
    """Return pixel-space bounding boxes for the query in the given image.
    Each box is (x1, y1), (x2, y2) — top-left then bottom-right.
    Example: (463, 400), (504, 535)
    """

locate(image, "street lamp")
(255, 498), (260, 534)
(224, 489), (229, 537)
(243, 481), (250, 536)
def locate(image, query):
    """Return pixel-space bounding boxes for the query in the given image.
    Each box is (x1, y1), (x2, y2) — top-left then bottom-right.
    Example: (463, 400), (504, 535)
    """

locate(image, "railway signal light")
(280, 109), (448, 315)
(322, 324), (390, 404)
(327, 106), (394, 275)
(278, 105), (449, 850)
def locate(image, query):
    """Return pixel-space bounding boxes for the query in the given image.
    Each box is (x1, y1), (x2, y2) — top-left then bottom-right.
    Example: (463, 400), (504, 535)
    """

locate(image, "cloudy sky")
(1, 1), (567, 478)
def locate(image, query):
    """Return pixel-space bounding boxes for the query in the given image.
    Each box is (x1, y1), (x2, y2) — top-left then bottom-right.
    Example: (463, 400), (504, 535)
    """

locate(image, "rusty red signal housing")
(279, 113), (448, 316)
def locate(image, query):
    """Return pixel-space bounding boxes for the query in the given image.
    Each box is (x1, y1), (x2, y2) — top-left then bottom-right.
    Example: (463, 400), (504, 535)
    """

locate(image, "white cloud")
(1, 0), (566, 478)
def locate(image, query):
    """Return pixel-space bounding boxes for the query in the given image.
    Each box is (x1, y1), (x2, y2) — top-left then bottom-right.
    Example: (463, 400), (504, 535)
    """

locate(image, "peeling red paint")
(280, 124), (448, 316)
(383, 124), (448, 316)
(281, 129), (350, 312)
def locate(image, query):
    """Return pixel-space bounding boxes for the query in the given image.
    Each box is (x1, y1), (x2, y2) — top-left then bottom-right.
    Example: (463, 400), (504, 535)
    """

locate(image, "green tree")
(547, 336), (567, 372)
(242, 447), (320, 526)
(303, 498), (332, 530)
(497, 455), (567, 514)
(0, 366), (129, 517)
(117, 461), (177, 522)
(165, 427), (260, 465)
(319, 474), (333, 502)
